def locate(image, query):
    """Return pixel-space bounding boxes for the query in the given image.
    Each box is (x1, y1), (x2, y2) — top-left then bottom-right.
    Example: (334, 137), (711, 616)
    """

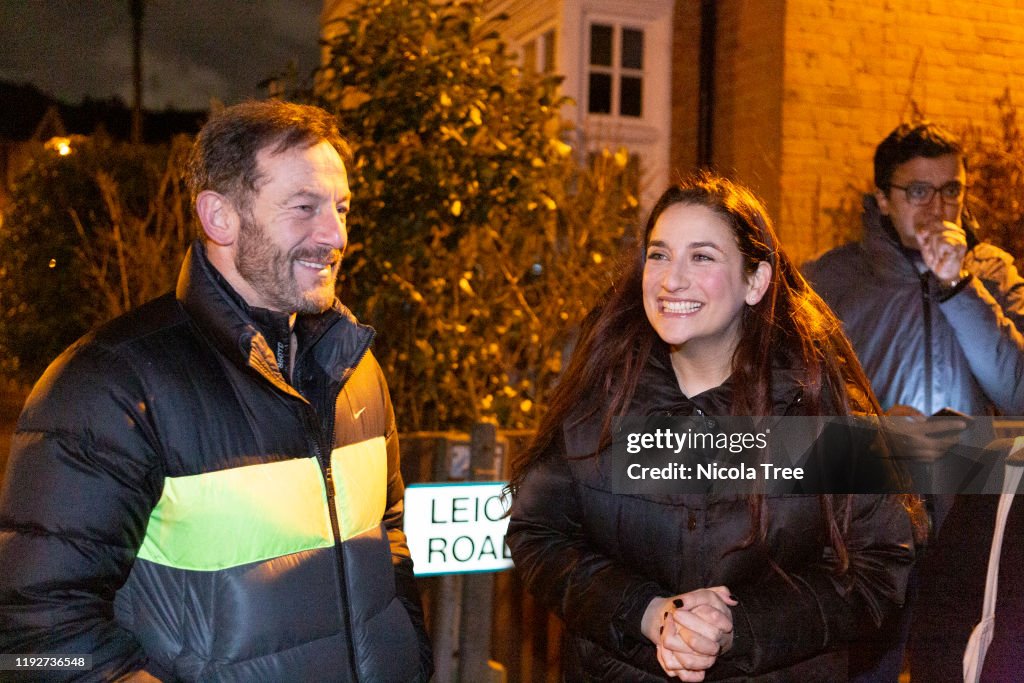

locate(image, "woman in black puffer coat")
(507, 173), (920, 682)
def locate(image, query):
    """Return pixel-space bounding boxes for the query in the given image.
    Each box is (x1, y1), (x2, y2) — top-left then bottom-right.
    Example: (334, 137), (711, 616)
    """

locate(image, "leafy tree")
(1, 0), (639, 431)
(0, 137), (193, 385)
(308, 0), (637, 429)
(962, 89), (1024, 267)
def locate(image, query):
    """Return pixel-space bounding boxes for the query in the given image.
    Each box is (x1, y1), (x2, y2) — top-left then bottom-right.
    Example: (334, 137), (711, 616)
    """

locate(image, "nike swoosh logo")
(353, 406), (366, 419)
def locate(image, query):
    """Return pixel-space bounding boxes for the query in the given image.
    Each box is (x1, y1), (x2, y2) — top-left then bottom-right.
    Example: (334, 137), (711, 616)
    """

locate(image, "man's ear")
(874, 187), (891, 216)
(195, 190), (239, 246)
(745, 261), (772, 306)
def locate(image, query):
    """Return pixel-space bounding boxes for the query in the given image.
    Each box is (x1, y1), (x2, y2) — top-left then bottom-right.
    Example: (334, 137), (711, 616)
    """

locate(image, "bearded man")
(0, 101), (432, 682)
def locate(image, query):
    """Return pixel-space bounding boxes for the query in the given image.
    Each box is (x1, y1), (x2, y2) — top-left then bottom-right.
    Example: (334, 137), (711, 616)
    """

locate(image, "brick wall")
(779, 0), (1024, 263)
(712, 0), (785, 224)
(669, 2), (702, 172)
(670, 0), (1024, 264)
(669, 0), (787, 239)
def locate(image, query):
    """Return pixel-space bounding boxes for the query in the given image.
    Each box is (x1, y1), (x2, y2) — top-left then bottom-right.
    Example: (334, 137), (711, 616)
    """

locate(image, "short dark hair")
(873, 121), (965, 190)
(186, 100), (352, 210)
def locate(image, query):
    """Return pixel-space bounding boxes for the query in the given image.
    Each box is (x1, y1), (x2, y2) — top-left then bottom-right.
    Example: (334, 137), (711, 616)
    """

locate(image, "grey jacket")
(804, 196), (1024, 416)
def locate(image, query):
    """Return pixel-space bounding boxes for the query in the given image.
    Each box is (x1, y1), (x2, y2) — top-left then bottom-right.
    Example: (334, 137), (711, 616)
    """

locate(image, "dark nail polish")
(673, 598), (683, 608)
(659, 625), (663, 634)
(729, 594), (739, 603)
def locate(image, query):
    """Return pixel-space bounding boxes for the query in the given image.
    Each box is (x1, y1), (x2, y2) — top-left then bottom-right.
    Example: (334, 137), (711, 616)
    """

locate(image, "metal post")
(697, 0), (718, 169)
(457, 421), (504, 682)
(432, 436), (461, 681)
(129, 0), (144, 144)
(433, 573), (461, 682)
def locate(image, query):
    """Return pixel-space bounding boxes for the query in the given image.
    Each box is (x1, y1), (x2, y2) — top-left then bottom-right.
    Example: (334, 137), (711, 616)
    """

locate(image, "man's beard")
(235, 212), (341, 314)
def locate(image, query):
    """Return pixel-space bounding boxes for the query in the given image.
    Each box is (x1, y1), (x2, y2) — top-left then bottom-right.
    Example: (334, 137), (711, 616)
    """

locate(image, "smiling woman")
(506, 171), (920, 681)
(642, 202), (771, 397)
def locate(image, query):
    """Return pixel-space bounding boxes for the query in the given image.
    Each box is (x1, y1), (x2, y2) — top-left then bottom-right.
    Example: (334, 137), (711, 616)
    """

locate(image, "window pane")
(543, 29), (557, 73)
(590, 24), (612, 66)
(522, 41), (537, 73)
(620, 76), (642, 117)
(622, 28), (644, 69)
(588, 72), (612, 114)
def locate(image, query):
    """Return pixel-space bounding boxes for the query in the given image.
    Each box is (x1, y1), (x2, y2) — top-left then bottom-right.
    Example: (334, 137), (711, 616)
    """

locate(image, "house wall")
(669, 0), (1024, 264)
(779, 0), (1024, 263)
(669, 1), (785, 239)
(713, 0), (786, 233)
(668, 2), (701, 174)
(485, 0), (563, 50)
(321, 0), (1024, 262)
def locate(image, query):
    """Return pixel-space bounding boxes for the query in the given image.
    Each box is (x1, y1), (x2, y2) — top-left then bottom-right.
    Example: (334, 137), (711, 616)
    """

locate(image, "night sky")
(0, 0), (323, 110)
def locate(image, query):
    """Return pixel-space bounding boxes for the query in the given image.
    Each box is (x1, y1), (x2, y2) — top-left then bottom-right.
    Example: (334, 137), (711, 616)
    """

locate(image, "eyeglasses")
(887, 180), (967, 206)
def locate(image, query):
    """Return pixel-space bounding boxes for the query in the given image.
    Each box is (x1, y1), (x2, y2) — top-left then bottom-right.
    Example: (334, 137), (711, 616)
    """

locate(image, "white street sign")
(404, 482), (513, 576)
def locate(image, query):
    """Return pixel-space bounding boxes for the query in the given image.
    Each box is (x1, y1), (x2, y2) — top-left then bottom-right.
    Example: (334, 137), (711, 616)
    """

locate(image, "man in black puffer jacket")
(0, 101), (432, 682)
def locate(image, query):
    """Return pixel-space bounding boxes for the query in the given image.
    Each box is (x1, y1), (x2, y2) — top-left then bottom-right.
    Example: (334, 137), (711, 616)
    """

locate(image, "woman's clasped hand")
(643, 588), (738, 681)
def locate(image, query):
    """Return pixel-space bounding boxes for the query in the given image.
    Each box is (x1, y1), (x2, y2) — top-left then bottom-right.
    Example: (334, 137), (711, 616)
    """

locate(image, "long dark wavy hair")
(509, 172), (889, 574)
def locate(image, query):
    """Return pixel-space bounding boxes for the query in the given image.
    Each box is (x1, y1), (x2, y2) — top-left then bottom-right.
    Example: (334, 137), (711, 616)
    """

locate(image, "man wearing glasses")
(808, 121), (1024, 422)
(806, 121), (1024, 681)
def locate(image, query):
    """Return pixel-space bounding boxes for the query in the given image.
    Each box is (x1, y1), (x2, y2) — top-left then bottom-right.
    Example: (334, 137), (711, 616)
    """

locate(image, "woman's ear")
(195, 190), (239, 246)
(745, 261), (772, 305)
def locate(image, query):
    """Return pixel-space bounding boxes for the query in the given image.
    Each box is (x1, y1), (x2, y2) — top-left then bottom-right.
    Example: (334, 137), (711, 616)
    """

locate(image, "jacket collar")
(638, 342), (805, 417)
(563, 344), (809, 458)
(175, 241), (375, 395)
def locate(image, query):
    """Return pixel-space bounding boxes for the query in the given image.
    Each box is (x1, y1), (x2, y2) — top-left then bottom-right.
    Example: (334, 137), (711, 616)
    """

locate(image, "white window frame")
(586, 22), (645, 120)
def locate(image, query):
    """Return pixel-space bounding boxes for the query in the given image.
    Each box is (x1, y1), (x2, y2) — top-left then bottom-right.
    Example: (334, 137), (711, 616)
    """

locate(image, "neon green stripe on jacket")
(137, 436), (387, 571)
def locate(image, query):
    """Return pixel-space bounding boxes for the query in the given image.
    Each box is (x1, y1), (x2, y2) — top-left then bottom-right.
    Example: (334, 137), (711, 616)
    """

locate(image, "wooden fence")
(400, 428), (564, 683)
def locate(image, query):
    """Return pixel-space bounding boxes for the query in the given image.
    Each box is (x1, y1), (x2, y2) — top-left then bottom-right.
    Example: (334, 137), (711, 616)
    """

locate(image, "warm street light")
(44, 136), (73, 156)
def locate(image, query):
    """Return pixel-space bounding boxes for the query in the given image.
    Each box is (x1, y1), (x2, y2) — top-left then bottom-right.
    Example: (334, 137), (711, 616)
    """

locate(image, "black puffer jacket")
(0, 244), (431, 682)
(507, 347), (915, 681)
(804, 196), (1024, 416)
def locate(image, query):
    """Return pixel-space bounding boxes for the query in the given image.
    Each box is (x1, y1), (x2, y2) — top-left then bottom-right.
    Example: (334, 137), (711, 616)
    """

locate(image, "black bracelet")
(937, 271), (972, 302)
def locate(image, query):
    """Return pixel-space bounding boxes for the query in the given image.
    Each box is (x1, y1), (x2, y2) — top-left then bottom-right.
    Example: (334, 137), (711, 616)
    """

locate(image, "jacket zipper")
(920, 274), (933, 415)
(309, 332), (375, 683)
